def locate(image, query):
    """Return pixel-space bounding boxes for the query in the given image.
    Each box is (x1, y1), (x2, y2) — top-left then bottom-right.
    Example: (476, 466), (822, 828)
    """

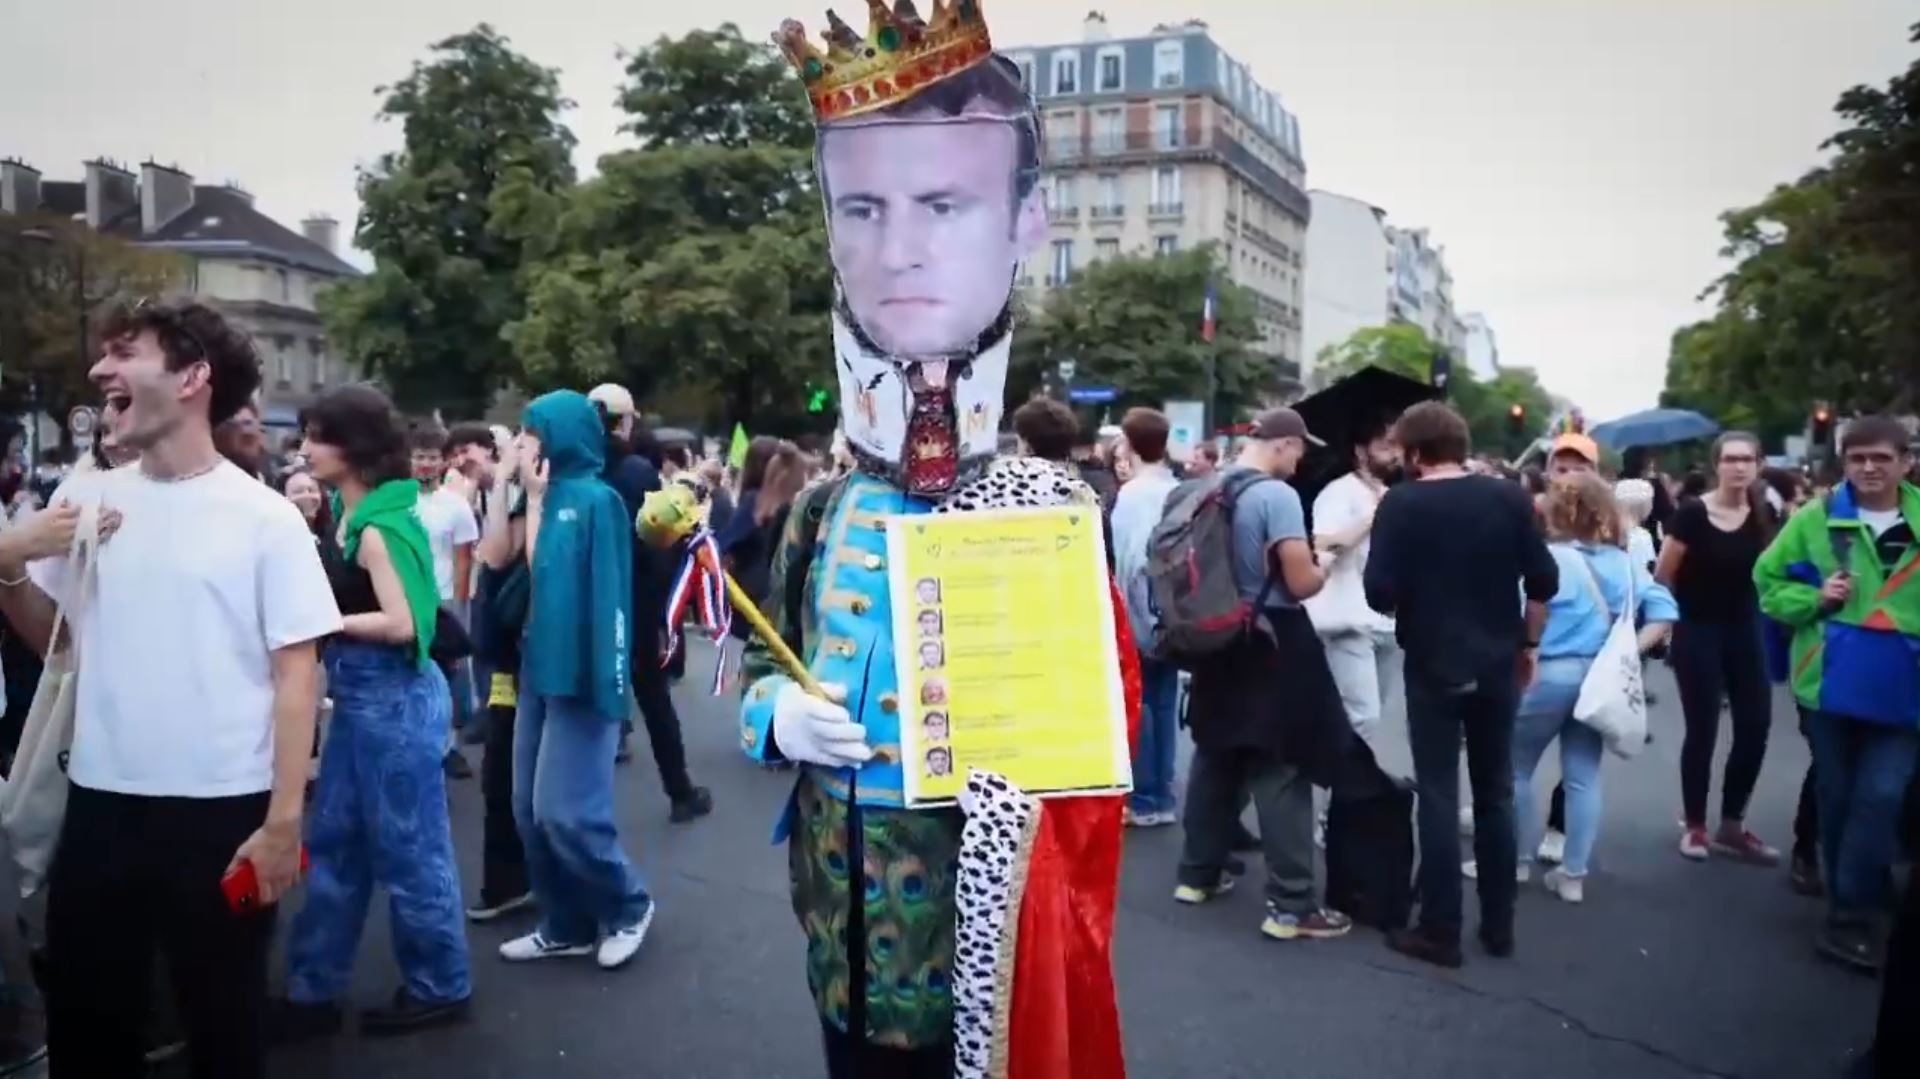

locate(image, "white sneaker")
(1461, 860), (1530, 883)
(1543, 867), (1585, 904)
(597, 902), (656, 970)
(499, 931), (593, 962)
(1536, 829), (1567, 866)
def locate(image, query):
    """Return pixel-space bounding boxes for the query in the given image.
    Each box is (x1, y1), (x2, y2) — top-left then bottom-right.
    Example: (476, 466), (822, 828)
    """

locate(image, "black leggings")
(1672, 616), (1773, 827)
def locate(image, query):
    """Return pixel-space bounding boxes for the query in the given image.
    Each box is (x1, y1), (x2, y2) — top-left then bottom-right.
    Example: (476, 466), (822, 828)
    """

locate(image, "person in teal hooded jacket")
(498, 390), (656, 971)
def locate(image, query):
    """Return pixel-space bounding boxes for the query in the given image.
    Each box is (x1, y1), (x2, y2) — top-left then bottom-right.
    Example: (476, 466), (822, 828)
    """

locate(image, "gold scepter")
(636, 484), (826, 699)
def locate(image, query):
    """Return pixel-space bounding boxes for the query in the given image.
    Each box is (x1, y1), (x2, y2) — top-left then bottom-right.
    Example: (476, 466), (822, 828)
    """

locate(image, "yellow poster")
(887, 507), (1132, 808)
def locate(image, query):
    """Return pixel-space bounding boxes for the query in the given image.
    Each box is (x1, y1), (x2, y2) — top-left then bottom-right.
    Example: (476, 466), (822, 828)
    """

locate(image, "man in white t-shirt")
(1304, 424), (1403, 751)
(0, 299), (340, 1078)
(411, 428), (481, 776)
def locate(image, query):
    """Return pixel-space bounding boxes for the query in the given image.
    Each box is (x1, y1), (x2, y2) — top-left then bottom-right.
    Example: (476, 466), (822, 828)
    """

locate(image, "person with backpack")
(1162, 408), (1354, 943)
(1754, 415), (1920, 973)
(1364, 402), (1558, 968)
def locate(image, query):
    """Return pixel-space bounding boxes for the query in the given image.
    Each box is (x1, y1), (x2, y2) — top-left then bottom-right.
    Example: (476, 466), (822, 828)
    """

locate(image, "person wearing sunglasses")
(1757, 415), (1920, 974)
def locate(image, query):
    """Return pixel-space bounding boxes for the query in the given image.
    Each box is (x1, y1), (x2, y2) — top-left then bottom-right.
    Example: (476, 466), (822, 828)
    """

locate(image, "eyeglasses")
(1845, 452), (1900, 467)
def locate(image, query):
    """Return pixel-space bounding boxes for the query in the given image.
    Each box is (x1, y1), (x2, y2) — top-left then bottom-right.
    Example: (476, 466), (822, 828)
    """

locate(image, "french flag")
(1201, 282), (1218, 344)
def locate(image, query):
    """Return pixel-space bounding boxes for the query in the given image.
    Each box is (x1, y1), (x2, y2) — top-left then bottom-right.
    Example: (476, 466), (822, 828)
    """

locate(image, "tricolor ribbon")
(663, 528), (733, 694)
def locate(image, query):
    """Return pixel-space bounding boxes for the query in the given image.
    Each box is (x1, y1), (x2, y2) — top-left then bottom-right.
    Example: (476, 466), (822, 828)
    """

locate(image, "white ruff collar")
(831, 312), (1009, 475)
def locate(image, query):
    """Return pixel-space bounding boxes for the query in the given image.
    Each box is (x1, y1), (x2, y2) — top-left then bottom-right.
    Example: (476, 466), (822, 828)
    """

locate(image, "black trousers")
(632, 656), (695, 803)
(1404, 664), (1519, 944)
(1794, 705), (1820, 863)
(46, 784), (275, 1079)
(480, 702), (529, 905)
(1672, 617), (1773, 826)
(820, 1019), (953, 1079)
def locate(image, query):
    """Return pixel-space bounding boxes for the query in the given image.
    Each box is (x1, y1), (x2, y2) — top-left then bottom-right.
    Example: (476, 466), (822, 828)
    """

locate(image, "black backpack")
(1144, 470), (1274, 667)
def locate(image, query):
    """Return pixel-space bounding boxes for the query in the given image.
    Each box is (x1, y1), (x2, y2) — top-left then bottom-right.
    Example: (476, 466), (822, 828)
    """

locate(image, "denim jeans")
(1322, 630), (1402, 751)
(1511, 657), (1604, 877)
(1404, 663), (1519, 943)
(1807, 709), (1920, 920)
(514, 690), (652, 945)
(1130, 655), (1181, 816)
(289, 642), (471, 1006)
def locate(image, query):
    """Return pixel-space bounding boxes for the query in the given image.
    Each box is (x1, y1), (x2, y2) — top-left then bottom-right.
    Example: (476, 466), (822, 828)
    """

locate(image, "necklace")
(141, 458), (222, 484)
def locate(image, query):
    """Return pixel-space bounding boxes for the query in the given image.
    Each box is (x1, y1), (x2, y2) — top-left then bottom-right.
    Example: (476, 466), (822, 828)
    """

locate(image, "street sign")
(67, 406), (96, 439)
(1068, 385), (1117, 404)
(1165, 400), (1205, 460)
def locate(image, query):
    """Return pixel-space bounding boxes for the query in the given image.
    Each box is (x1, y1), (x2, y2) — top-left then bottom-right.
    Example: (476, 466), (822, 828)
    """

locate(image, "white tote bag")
(1569, 549), (1648, 759)
(0, 504), (100, 897)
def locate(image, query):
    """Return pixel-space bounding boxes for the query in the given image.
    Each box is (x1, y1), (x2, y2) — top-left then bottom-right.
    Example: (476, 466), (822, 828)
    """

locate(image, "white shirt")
(1860, 507), (1903, 538)
(29, 462), (342, 798)
(1627, 525), (1658, 575)
(416, 485), (479, 603)
(1303, 471), (1393, 636)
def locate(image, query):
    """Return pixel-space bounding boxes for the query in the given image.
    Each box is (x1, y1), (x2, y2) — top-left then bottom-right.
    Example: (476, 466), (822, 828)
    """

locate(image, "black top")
(1668, 498), (1766, 623)
(1364, 474), (1559, 685)
(319, 531), (380, 616)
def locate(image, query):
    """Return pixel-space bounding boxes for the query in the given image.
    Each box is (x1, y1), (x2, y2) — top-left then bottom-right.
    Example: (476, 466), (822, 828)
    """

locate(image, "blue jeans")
(514, 691), (651, 945)
(289, 642), (471, 1005)
(1807, 708), (1920, 920)
(1131, 656), (1180, 815)
(1511, 657), (1604, 877)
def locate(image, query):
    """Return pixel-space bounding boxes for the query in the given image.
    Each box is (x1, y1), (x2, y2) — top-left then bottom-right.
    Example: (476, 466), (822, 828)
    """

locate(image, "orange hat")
(1551, 433), (1599, 465)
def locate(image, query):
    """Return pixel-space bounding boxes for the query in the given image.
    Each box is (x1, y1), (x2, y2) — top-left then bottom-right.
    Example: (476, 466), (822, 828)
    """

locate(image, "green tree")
(1008, 245), (1271, 425)
(1456, 365), (1554, 454)
(0, 215), (183, 423)
(1662, 24), (1920, 436)
(1310, 323), (1440, 388)
(505, 24), (830, 434)
(320, 24), (577, 416)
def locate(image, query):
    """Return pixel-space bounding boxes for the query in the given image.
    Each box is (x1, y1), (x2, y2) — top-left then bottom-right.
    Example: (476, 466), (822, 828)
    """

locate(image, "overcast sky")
(4, 0), (1913, 417)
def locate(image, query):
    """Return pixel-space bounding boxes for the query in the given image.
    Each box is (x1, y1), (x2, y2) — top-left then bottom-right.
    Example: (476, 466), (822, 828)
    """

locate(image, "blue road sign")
(1068, 385), (1118, 404)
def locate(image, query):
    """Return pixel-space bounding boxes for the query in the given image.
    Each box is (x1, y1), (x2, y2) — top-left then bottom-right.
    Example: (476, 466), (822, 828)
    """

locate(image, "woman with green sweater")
(271, 385), (472, 1041)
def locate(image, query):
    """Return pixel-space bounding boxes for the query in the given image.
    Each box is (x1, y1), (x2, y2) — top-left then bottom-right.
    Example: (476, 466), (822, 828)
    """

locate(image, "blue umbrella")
(1589, 408), (1719, 451)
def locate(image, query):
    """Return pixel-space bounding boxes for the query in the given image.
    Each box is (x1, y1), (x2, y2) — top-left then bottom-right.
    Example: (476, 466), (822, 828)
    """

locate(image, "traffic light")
(1811, 404), (1834, 446)
(806, 385), (831, 414)
(1507, 402), (1526, 437)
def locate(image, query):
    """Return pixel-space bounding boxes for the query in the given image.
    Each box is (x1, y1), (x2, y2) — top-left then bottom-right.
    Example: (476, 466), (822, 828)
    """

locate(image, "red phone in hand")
(221, 847), (310, 913)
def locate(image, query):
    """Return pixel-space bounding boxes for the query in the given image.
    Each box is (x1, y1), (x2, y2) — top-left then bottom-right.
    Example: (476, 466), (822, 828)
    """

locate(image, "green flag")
(727, 424), (750, 468)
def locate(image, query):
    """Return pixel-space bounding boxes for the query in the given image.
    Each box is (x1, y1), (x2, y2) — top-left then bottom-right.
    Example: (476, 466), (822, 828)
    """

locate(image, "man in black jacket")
(588, 384), (713, 823)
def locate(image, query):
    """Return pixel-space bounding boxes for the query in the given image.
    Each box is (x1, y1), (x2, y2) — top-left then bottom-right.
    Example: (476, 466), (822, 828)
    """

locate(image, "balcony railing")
(1089, 204), (1124, 220)
(1049, 205), (1081, 221)
(1042, 129), (1198, 163)
(1044, 272), (1075, 287)
(1148, 201), (1185, 218)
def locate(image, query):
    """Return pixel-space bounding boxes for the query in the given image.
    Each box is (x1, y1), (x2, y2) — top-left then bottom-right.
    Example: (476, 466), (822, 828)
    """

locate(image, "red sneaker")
(1712, 828), (1781, 867)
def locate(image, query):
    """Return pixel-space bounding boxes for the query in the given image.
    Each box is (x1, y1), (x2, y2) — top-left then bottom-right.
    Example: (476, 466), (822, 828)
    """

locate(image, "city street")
(253, 645), (1877, 1079)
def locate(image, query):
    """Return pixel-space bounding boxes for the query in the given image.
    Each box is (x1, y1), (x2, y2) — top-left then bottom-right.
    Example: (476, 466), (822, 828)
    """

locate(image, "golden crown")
(776, 0), (995, 123)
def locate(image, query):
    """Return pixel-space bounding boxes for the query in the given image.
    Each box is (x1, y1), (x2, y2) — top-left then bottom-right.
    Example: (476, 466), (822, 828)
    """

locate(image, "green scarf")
(339, 479), (439, 667)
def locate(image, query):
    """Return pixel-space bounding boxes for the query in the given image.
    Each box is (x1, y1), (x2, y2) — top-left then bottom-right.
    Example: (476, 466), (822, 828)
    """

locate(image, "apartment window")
(273, 336), (295, 386)
(1052, 51), (1078, 95)
(1150, 165), (1182, 212)
(1052, 173), (1079, 213)
(1096, 238), (1120, 261)
(275, 268), (290, 303)
(1050, 239), (1074, 284)
(1154, 104), (1181, 150)
(1155, 236), (1178, 257)
(1096, 46), (1124, 92)
(1095, 173), (1121, 215)
(1011, 53), (1035, 92)
(1093, 108), (1123, 153)
(308, 339), (326, 387)
(1229, 62), (1242, 101)
(1154, 40), (1184, 87)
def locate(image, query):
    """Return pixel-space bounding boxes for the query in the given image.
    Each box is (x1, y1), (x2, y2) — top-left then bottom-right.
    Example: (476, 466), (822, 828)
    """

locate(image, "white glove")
(772, 682), (874, 768)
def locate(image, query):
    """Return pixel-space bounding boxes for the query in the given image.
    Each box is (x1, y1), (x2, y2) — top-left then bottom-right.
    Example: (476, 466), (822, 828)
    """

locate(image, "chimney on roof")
(84, 158), (137, 229)
(140, 160), (195, 234)
(1082, 10), (1110, 42)
(220, 180), (254, 207)
(301, 214), (340, 254)
(0, 159), (42, 215)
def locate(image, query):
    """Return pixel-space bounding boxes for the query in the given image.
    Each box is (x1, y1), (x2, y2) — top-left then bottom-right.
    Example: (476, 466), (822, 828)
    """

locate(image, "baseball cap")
(1551, 433), (1599, 465)
(1248, 407), (1325, 447)
(587, 383), (636, 417)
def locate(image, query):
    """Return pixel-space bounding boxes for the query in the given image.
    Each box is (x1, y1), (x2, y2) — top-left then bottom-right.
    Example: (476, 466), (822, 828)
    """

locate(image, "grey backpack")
(1144, 470), (1273, 667)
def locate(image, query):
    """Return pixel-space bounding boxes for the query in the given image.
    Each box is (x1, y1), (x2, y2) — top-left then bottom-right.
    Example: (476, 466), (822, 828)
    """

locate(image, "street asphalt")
(220, 644), (1880, 1079)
